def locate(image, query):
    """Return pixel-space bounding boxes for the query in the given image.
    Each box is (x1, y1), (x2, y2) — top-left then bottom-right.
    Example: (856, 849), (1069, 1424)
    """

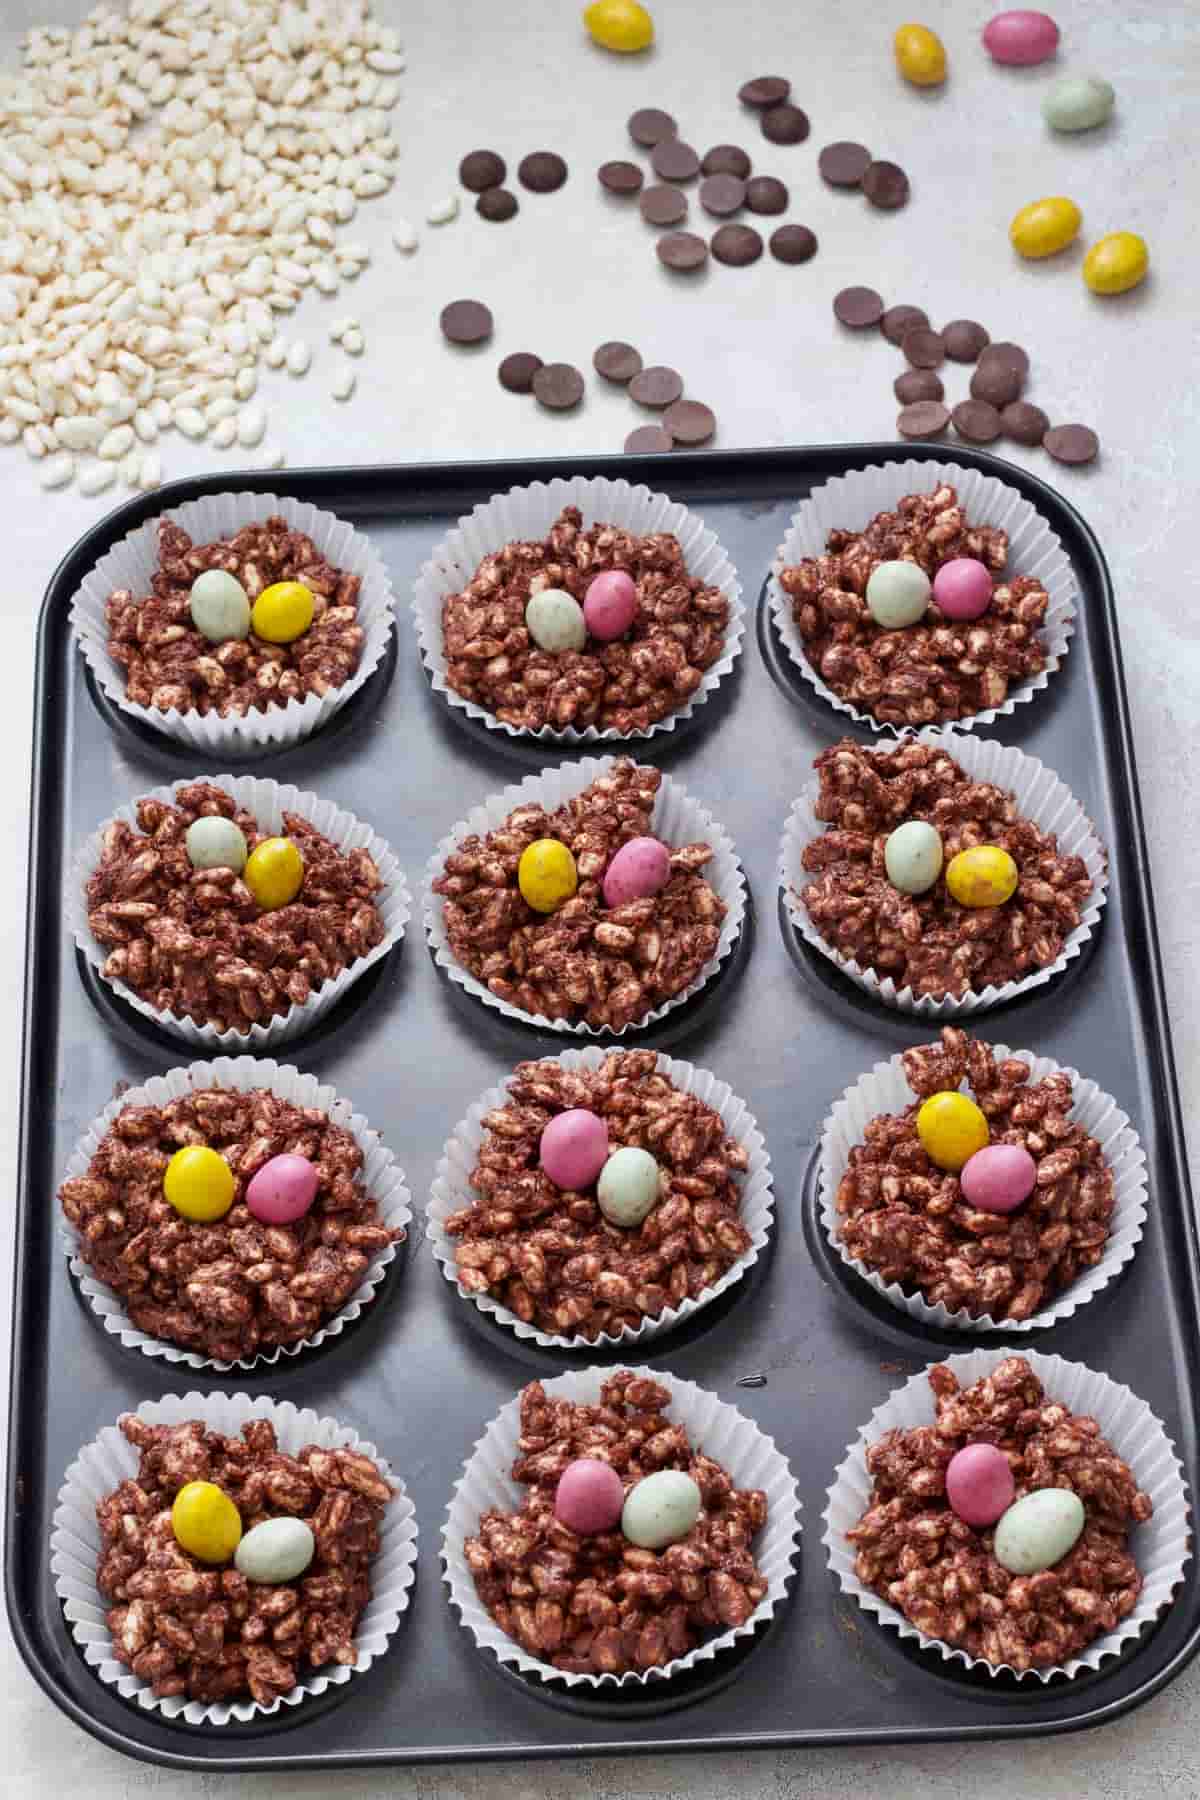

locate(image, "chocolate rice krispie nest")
(799, 738), (1095, 999)
(86, 782), (386, 1032)
(444, 1051), (753, 1339)
(432, 761), (727, 1030)
(835, 1030), (1115, 1322)
(440, 505), (730, 733)
(463, 1371), (769, 1675)
(97, 1414), (392, 1704)
(60, 1087), (403, 1363)
(106, 515), (365, 717)
(778, 483), (1051, 726)
(847, 1356), (1152, 1671)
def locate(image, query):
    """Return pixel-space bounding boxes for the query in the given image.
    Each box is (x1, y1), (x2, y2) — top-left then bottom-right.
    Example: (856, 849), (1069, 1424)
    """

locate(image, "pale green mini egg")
(1042, 76), (1115, 134)
(234, 1517), (316, 1584)
(189, 568), (251, 642)
(526, 587), (586, 654)
(866, 561), (931, 629)
(597, 1146), (662, 1227)
(884, 820), (944, 895)
(621, 1470), (702, 1549)
(185, 815), (248, 873)
(993, 1488), (1085, 1575)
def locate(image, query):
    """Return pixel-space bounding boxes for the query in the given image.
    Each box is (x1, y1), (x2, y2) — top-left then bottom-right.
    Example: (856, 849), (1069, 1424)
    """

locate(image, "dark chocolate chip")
(862, 160), (910, 209)
(598, 160), (644, 195)
(739, 75), (791, 108)
(834, 285), (885, 328)
(952, 399), (1003, 443)
(895, 368), (945, 403)
(818, 141), (872, 188)
(475, 187), (517, 222)
(532, 361), (584, 409)
(971, 359), (1022, 406)
(651, 139), (701, 182)
(1044, 423), (1100, 465)
(770, 223), (818, 264)
(880, 304), (929, 345)
(711, 223), (763, 266)
(942, 319), (991, 362)
(702, 143), (751, 177)
(629, 365), (683, 408)
(1001, 400), (1050, 445)
(640, 185), (688, 227)
(628, 108), (677, 147)
(761, 104), (809, 145)
(980, 340), (1030, 379)
(663, 399), (716, 444)
(439, 299), (493, 344)
(459, 150), (506, 192)
(902, 327), (946, 369)
(744, 175), (788, 214)
(897, 401), (950, 438)
(625, 424), (674, 453)
(593, 341), (643, 383)
(518, 151), (567, 193)
(700, 173), (746, 216)
(497, 352), (543, 393)
(656, 230), (709, 271)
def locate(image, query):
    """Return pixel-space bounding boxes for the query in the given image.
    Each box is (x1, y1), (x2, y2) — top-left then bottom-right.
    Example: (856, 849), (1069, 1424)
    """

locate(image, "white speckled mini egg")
(621, 1470), (702, 1549)
(993, 1488), (1085, 1575)
(234, 1516), (316, 1584)
(525, 587), (586, 654)
(865, 560), (931, 629)
(597, 1146), (662, 1227)
(884, 820), (943, 895)
(189, 568), (251, 642)
(185, 815), (248, 873)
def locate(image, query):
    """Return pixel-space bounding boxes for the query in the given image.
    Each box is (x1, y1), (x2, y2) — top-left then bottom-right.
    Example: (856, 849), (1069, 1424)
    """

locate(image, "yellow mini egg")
(894, 23), (947, 86)
(917, 1092), (990, 1173)
(251, 580), (315, 644)
(584, 0), (654, 52)
(518, 838), (579, 913)
(1009, 196), (1082, 259)
(945, 845), (1019, 909)
(171, 1481), (243, 1564)
(1083, 232), (1149, 295)
(244, 836), (305, 910)
(163, 1144), (235, 1222)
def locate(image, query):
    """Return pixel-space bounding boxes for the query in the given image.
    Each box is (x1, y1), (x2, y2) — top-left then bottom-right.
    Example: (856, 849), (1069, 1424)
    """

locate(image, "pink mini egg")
(555, 1458), (625, 1535)
(583, 570), (638, 642)
(960, 1143), (1038, 1214)
(245, 1152), (320, 1224)
(603, 836), (672, 908)
(983, 10), (1060, 65)
(946, 1443), (1016, 1527)
(933, 557), (994, 622)
(540, 1108), (610, 1191)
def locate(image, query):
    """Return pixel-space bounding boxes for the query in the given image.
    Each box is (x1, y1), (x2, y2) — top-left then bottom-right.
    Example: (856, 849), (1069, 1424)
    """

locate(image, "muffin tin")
(8, 445), (1199, 1769)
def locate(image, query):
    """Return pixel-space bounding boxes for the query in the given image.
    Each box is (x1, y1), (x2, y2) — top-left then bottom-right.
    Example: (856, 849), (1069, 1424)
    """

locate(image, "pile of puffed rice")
(0, 0), (403, 494)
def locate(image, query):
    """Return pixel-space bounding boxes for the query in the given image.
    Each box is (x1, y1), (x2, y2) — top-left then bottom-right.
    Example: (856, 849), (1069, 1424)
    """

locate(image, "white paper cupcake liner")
(429, 1046), (774, 1349)
(70, 772), (410, 1049)
(423, 756), (747, 1035)
(70, 490), (396, 753)
(412, 474), (745, 743)
(819, 1042), (1147, 1332)
(823, 1349), (1190, 1682)
(58, 1057), (412, 1371)
(767, 458), (1077, 735)
(778, 728), (1108, 1016)
(50, 1391), (418, 1726)
(442, 1366), (800, 1688)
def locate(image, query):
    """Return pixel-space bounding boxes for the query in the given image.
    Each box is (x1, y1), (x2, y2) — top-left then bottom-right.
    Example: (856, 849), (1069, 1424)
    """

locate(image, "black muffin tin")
(7, 446), (1198, 1770)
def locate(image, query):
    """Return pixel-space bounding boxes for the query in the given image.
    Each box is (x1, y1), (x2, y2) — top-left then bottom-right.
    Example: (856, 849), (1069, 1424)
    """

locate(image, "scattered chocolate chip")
(656, 230), (709, 272)
(895, 368), (945, 403)
(700, 173), (746, 216)
(902, 328), (945, 369)
(970, 359), (1022, 406)
(599, 160), (644, 195)
(1044, 423), (1100, 465)
(624, 424), (674, 453)
(862, 160), (910, 209)
(518, 151), (567, 193)
(744, 175), (788, 214)
(629, 365), (683, 408)
(711, 223), (763, 266)
(952, 399), (1003, 444)
(897, 400), (951, 438)
(532, 361), (584, 409)
(761, 103), (809, 145)
(770, 223), (818, 264)
(651, 139), (701, 183)
(662, 399), (716, 444)
(640, 185), (688, 227)
(980, 340), (1030, 379)
(440, 299), (493, 345)
(498, 352), (543, 393)
(739, 75), (791, 108)
(1001, 400), (1050, 445)
(593, 341), (643, 383)
(818, 141), (872, 188)
(880, 304), (929, 345)
(942, 319), (990, 362)
(702, 144), (751, 177)
(476, 187), (517, 222)
(834, 285), (885, 328)
(629, 108), (677, 147)
(459, 150), (506, 192)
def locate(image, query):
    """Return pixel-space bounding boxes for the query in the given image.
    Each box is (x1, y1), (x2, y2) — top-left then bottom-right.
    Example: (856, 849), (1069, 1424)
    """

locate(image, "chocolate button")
(651, 139), (701, 182)
(744, 176), (788, 214)
(897, 401), (950, 438)
(971, 359), (1022, 406)
(1044, 423), (1100, 464)
(459, 150), (506, 192)
(702, 144), (751, 177)
(657, 231), (709, 271)
(818, 141), (872, 187)
(981, 340), (1030, 379)
(663, 400), (716, 444)
(834, 285), (885, 328)
(640, 185), (688, 227)
(700, 174), (746, 216)
(476, 187), (517, 222)
(739, 75), (791, 107)
(629, 365), (683, 408)
(1001, 400), (1050, 445)
(629, 108), (677, 147)
(902, 327), (946, 369)
(862, 160), (910, 209)
(599, 160), (644, 195)
(532, 362), (584, 409)
(881, 304), (929, 345)
(498, 352), (543, 393)
(761, 103), (809, 145)
(624, 424), (673, 453)
(770, 223), (818, 264)
(593, 341), (643, 383)
(895, 368), (945, 403)
(952, 399), (1003, 443)
(518, 151), (567, 193)
(943, 319), (991, 362)
(711, 223), (763, 265)
(440, 299), (493, 345)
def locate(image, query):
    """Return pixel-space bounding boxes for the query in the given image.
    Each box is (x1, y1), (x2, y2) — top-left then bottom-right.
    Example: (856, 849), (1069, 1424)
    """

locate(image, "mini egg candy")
(172, 1480), (242, 1563)
(994, 1487), (1085, 1575)
(526, 587), (587, 654)
(243, 836), (305, 910)
(602, 836), (671, 908)
(555, 1458), (625, 1535)
(884, 820), (943, 895)
(1042, 74), (1114, 134)
(893, 22), (947, 87)
(235, 1516), (315, 1583)
(945, 845), (1019, 909)
(518, 838), (579, 913)
(932, 558), (993, 622)
(597, 1145), (661, 1227)
(866, 560), (931, 629)
(983, 9), (1060, 65)
(251, 579), (315, 644)
(164, 1144), (236, 1222)
(622, 1470), (702, 1549)
(916, 1091), (990, 1172)
(945, 1443), (1016, 1527)
(583, 570), (638, 642)
(960, 1143), (1038, 1214)
(1009, 195), (1081, 259)
(583, 0), (654, 53)
(245, 1152), (320, 1225)
(189, 569), (251, 642)
(1083, 231), (1149, 296)
(185, 815), (248, 874)
(540, 1108), (610, 1191)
